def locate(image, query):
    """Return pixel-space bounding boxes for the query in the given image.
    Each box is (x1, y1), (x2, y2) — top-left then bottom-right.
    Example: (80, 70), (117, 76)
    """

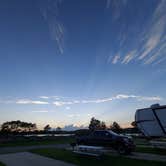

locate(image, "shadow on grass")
(0, 162), (5, 166)
(0, 137), (74, 147)
(136, 147), (166, 156)
(31, 148), (166, 166)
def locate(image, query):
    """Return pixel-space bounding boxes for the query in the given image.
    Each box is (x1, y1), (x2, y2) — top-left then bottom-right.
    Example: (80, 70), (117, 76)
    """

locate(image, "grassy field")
(136, 147), (166, 156)
(0, 162), (5, 166)
(1, 136), (166, 157)
(31, 148), (166, 166)
(133, 138), (150, 145)
(0, 137), (74, 147)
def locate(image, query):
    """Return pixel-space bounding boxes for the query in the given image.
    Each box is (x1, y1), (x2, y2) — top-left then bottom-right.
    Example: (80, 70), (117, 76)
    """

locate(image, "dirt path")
(0, 152), (76, 166)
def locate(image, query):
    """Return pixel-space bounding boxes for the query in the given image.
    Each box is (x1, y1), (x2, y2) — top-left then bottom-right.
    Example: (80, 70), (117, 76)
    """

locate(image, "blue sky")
(0, 0), (166, 129)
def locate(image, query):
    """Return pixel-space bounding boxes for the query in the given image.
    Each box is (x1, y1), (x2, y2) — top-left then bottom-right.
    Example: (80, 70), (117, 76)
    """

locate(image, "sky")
(0, 0), (166, 130)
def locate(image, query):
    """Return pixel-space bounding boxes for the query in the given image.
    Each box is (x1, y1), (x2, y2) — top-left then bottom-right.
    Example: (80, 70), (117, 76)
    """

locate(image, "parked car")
(76, 130), (135, 155)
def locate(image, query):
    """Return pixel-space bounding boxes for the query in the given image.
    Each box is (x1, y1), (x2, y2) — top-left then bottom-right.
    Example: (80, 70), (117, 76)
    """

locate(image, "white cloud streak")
(16, 99), (49, 105)
(138, 0), (166, 62)
(39, 96), (50, 99)
(39, 0), (65, 55)
(39, 96), (61, 100)
(122, 50), (137, 64)
(106, 0), (111, 9)
(107, 0), (128, 20)
(144, 41), (166, 64)
(52, 94), (162, 107)
(112, 55), (120, 64)
(65, 106), (71, 110)
(109, 0), (166, 65)
(32, 110), (49, 113)
(0, 94), (162, 106)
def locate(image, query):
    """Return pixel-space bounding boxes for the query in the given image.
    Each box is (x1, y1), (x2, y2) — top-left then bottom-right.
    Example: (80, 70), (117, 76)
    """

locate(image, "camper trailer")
(135, 104), (166, 137)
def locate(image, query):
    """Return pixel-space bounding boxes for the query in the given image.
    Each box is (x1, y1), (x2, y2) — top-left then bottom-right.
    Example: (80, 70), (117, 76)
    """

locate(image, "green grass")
(0, 137), (74, 147)
(136, 147), (166, 156)
(31, 148), (166, 166)
(133, 138), (150, 145)
(0, 162), (6, 166)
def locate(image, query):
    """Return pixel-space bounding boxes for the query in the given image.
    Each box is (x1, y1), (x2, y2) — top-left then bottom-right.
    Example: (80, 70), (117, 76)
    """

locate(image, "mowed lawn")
(136, 147), (166, 156)
(31, 148), (166, 166)
(0, 162), (5, 166)
(0, 136), (74, 147)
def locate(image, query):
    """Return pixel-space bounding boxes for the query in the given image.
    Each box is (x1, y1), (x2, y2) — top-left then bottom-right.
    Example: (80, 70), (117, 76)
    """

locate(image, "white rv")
(135, 104), (166, 137)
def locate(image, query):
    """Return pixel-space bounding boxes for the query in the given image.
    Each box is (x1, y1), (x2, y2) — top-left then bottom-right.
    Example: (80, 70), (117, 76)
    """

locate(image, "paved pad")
(0, 152), (76, 166)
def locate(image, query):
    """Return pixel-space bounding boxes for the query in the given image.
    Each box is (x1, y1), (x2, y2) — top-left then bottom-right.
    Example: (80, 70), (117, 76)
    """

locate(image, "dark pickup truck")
(76, 130), (135, 154)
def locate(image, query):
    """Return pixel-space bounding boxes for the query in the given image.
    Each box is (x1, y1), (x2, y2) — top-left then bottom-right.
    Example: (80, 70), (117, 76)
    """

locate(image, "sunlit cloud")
(1, 94), (162, 106)
(122, 50), (137, 64)
(137, 96), (161, 101)
(39, 96), (50, 99)
(112, 55), (120, 64)
(16, 99), (49, 105)
(52, 94), (162, 106)
(109, 0), (166, 65)
(53, 101), (74, 106)
(137, 0), (166, 63)
(39, 95), (61, 100)
(32, 110), (49, 113)
(144, 42), (166, 65)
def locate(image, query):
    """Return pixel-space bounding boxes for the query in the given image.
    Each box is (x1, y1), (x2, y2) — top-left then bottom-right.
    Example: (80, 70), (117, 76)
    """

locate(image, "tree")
(110, 121), (121, 133)
(44, 124), (51, 131)
(1, 121), (37, 132)
(131, 121), (137, 128)
(56, 127), (61, 131)
(100, 121), (106, 130)
(89, 117), (106, 131)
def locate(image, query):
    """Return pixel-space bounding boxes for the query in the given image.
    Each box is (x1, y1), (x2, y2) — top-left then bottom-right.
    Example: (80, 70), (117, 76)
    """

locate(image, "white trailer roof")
(135, 104), (166, 137)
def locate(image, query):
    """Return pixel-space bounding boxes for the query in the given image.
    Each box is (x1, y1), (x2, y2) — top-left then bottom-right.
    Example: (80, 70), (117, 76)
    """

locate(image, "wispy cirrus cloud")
(106, 0), (128, 19)
(109, 0), (166, 65)
(39, 0), (65, 54)
(0, 94), (162, 106)
(32, 110), (49, 113)
(136, 96), (161, 101)
(16, 99), (49, 105)
(112, 55), (120, 64)
(139, 0), (166, 64)
(52, 94), (162, 107)
(122, 50), (137, 64)
(144, 40), (166, 65)
(39, 96), (61, 100)
(106, 0), (111, 9)
(39, 96), (50, 99)
(53, 100), (80, 106)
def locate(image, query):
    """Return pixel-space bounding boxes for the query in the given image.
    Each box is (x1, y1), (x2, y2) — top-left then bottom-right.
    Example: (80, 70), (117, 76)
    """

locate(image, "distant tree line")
(88, 117), (122, 133)
(43, 124), (61, 132)
(0, 120), (37, 133)
(0, 118), (139, 135)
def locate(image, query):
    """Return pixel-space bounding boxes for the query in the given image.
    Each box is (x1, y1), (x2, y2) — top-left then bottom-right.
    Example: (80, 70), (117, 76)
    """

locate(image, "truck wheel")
(79, 141), (85, 145)
(117, 145), (127, 155)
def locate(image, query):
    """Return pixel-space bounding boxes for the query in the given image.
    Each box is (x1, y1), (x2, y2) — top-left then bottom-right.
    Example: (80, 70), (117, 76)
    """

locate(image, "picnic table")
(73, 145), (106, 157)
